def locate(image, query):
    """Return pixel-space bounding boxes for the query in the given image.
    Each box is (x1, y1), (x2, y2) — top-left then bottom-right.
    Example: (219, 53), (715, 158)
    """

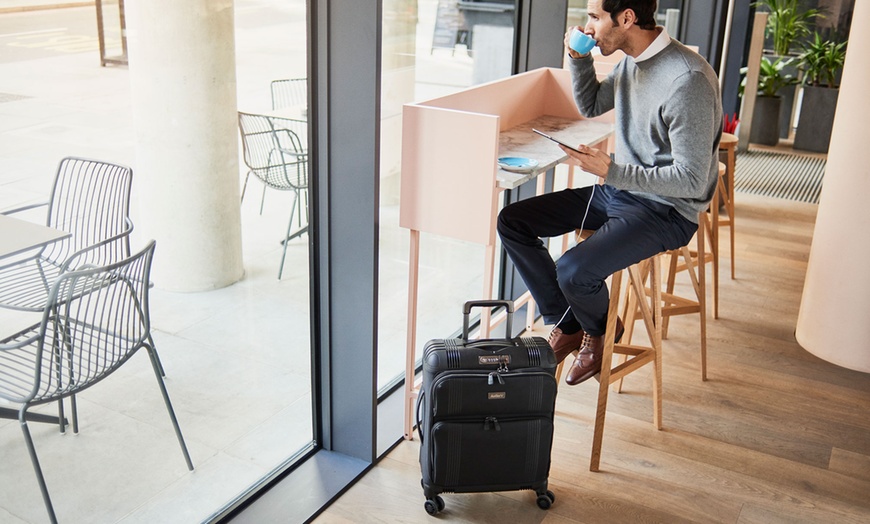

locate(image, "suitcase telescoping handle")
(462, 300), (513, 341)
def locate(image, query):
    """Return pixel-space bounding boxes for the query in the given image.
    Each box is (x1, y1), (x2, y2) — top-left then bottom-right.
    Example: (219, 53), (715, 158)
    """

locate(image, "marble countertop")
(496, 115), (613, 189)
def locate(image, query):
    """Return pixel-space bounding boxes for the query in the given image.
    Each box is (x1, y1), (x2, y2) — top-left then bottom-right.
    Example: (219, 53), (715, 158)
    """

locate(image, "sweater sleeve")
(606, 70), (720, 201)
(569, 54), (616, 118)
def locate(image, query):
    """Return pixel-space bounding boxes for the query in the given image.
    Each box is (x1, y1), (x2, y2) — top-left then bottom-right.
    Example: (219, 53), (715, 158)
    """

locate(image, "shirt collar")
(634, 27), (670, 62)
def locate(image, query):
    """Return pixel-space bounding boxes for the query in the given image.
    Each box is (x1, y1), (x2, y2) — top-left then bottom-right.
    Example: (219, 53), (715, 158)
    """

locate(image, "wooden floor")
(314, 192), (870, 524)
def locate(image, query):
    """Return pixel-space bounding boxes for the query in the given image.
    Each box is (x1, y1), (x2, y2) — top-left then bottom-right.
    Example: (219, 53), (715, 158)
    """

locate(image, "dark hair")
(602, 0), (658, 30)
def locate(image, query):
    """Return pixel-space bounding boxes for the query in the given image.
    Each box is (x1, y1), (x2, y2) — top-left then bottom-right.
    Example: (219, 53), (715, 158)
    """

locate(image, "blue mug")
(569, 29), (596, 55)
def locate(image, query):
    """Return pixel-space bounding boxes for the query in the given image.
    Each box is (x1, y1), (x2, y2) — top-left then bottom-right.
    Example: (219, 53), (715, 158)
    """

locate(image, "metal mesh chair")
(238, 111), (309, 279)
(270, 77), (307, 110)
(0, 157), (133, 312)
(0, 241), (193, 524)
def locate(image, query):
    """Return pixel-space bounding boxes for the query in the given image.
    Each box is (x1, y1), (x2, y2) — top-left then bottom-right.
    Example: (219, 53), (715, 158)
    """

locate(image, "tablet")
(532, 129), (582, 153)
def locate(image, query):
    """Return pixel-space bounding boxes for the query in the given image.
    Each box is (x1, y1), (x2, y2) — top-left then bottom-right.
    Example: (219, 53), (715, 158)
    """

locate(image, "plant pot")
(749, 95), (782, 146)
(794, 85), (839, 153)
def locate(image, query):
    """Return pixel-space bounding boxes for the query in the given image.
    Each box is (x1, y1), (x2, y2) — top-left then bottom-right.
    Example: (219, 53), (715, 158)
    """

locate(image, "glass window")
(0, 1), (313, 522)
(378, 0), (518, 392)
(566, 0), (686, 39)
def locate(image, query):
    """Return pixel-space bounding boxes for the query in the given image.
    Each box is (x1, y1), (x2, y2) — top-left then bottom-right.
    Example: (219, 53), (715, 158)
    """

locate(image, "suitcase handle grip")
(462, 300), (514, 341)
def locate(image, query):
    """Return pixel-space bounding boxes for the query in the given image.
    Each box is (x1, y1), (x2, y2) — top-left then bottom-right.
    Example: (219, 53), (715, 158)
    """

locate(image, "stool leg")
(615, 260), (646, 393)
(590, 257), (664, 472)
(590, 268), (624, 472)
(662, 250), (679, 338)
(628, 261), (663, 429)
(698, 177), (728, 318)
(696, 216), (708, 381)
(728, 147), (736, 279)
(649, 255), (663, 429)
(555, 359), (566, 383)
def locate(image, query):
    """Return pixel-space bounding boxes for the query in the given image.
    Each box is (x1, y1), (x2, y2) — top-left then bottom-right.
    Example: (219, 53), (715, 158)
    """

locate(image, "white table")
(0, 214), (70, 425)
(0, 214), (70, 261)
(263, 105), (307, 122)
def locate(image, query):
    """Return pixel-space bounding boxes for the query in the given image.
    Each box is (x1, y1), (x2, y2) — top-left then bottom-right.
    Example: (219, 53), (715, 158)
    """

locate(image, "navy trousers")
(497, 184), (697, 336)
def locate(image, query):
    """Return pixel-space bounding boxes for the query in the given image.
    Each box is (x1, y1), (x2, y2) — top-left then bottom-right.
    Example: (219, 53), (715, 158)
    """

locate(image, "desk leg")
(480, 243), (496, 338)
(404, 229), (421, 440)
(561, 165), (576, 254)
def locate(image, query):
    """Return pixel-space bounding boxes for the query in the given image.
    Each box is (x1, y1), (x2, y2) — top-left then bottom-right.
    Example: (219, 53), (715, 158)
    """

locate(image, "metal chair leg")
(56, 399), (66, 434)
(240, 172), (251, 203)
(278, 193), (299, 280)
(149, 334), (166, 377)
(70, 395), (79, 433)
(19, 411), (59, 524)
(146, 347), (194, 471)
(259, 185), (267, 215)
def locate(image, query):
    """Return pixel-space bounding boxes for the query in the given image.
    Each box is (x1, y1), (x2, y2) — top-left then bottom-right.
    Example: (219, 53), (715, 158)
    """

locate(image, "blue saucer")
(498, 157), (538, 173)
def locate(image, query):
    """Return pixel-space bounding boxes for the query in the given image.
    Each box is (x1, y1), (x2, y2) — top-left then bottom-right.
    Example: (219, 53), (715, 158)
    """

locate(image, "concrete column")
(796, 1), (870, 373)
(125, 0), (244, 291)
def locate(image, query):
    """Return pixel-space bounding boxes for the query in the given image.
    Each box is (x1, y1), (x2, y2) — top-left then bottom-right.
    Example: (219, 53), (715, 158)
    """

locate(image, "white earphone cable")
(551, 183), (597, 331)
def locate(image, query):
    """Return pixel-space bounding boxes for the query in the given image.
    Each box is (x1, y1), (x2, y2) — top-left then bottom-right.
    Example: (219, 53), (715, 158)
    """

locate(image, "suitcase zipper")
(430, 369), (555, 393)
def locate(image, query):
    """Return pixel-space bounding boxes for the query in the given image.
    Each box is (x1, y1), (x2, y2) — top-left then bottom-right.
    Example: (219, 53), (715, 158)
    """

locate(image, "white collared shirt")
(634, 27), (670, 62)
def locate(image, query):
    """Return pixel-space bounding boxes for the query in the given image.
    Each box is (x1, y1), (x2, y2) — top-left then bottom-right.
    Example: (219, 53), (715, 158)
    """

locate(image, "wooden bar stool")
(555, 248), (664, 472)
(631, 169), (720, 381)
(718, 132), (738, 280)
(598, 180), (719, 408)
(637, 193), (714, 382)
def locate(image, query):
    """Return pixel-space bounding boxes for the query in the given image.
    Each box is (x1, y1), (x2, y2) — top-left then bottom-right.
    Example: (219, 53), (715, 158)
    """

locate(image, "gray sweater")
(570, 39), (723, 223)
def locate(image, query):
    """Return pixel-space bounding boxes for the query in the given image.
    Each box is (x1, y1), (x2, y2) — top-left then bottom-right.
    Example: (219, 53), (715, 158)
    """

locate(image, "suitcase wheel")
(536, 490), (556, 510)
(424, 495), (445, 516)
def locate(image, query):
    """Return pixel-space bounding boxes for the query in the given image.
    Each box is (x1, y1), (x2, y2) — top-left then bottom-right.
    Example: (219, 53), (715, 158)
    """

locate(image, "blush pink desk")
(400, 67), (614, 439)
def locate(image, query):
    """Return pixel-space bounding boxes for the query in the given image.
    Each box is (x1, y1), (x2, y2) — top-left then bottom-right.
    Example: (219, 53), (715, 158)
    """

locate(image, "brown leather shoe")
(547, 326), (585, 364)
(565, 318), (624, 386)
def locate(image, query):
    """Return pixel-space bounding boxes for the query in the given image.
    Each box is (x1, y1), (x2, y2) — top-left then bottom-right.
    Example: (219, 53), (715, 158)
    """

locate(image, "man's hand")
(564, 27), (583, 59)
(559, 144), (611, 179)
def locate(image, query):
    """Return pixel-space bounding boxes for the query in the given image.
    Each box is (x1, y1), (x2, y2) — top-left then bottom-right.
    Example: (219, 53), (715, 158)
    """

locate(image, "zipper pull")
(488, 371), (505, 385)
(484, 416), (501, 431)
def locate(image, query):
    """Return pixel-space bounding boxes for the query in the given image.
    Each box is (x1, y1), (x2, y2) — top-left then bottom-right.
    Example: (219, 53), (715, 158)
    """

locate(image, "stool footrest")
(659, 291), (697, 307)
(609, 348), (655, 383)
(662, 305), (702, 317)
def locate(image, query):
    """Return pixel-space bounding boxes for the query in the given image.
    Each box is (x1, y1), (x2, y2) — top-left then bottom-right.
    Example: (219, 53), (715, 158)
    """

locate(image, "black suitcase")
(416, 300), (558, 516)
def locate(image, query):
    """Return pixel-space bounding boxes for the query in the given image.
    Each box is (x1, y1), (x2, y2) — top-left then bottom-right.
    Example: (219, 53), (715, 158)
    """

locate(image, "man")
(497, 0), (722, 385)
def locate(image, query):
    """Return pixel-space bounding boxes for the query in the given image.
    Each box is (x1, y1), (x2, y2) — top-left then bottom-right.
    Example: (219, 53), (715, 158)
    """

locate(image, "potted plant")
(753, 0), (823, 138)
(754, 0), (823, 56)
(741, 56), (799, 146)
(793, 32), (847, 153)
